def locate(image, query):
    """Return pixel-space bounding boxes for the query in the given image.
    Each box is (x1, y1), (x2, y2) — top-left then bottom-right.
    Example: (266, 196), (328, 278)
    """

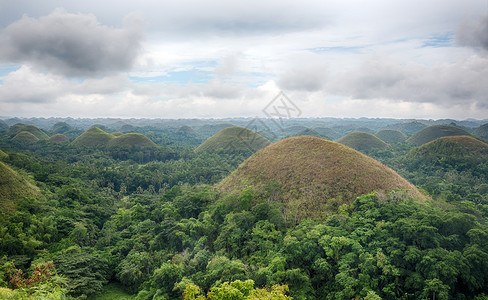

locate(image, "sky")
(0, 0), (487, 119)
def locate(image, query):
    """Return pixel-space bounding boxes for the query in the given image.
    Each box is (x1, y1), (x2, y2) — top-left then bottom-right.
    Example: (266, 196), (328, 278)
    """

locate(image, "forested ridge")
(0, 120), (487, 299)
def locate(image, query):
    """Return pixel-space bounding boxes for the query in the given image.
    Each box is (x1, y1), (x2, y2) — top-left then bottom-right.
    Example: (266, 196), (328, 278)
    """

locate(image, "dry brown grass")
(218, 136), (423, 221)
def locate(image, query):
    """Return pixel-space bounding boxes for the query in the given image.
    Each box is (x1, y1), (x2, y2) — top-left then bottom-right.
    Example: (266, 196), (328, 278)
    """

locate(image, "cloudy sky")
(0, 0), (487, 119)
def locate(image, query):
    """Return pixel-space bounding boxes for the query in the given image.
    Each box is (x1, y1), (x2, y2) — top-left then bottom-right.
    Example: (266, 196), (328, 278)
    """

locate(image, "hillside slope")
(338, 131), (389, 151)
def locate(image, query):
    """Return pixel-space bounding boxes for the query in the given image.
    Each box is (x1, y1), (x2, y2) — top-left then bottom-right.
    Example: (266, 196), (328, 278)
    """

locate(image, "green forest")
(1, 118), (488, 300)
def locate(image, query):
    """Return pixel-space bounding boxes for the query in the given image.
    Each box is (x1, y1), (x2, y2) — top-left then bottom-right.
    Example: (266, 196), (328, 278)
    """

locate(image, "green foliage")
(195, 126), (270, 153)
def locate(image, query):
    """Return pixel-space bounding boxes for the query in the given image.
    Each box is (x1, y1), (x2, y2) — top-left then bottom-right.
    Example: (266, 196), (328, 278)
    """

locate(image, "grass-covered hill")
(71, 127), (115, 147)
(48, 134), (70, 143)
(197, 123), (234, 138)
(337, 131), (389, 151)
(406, 125), (470, 146)
(218, 136), (423, 221)
(408, 135), (488, 160)
(11, 131), (40, 144)
(474, 123), (488, 139)
(72, 127), (156, 148)
(195, 126), (271, 153)
(8, 123), (49, 140)
(107, 133), (157, 148)
(50, 122), (72, 134)
(0, 161), (40, 214)
(292, 128), (324, 138)
(375, 129), (408, 144)
(387, 121), (427, 135)
(313, 127), (341, 140)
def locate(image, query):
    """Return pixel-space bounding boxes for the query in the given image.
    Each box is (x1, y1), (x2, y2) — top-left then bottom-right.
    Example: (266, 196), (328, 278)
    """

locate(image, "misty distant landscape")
(1, 0), (488, 299)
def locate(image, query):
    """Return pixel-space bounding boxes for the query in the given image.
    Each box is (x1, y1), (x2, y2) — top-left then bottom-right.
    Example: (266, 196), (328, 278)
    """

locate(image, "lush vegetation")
(195, 127), (270, 153)
(375, 129), (408, 144)
(0, 119), (488, 299)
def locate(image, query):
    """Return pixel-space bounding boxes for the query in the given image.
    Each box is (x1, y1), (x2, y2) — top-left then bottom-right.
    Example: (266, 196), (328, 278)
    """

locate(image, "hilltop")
(387, 121), (427, 135)
(474, 123), (488, 139)
(218, 136), (423, 221)
(49, 134), (70, 143)
(0, 161), (40, 214)
(195, 126), (270, 153)
(337, 131), (389, 151)
(8, 123), (49, 140)
(375, 129), (408, 144)
(11, 131), (40, 144)
(107, 133), (157, 148)
(71, 127), (115, 147)
(406, 125), (470, 145)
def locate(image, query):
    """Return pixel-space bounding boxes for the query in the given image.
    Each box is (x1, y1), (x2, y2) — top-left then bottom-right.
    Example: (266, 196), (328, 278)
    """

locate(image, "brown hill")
(218, 136), (423, 222)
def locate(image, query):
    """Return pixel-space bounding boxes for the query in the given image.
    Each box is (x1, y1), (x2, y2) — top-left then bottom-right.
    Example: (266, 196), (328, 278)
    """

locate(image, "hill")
(387, 121), (427, 135)
(218, 136), (423, 221)
(197, 123), (234, 138)
(11, 131), (40, 144)
(409, 135), (488, 159)
(406, 125), (470, 146)
(49, 134), (70, 143)
(50, 122), (72, 134)
(292, 128), (324, 138)
(195, 126), (271, 153)
(8, 123), (49, 140)
(337, 131), (389, 151)
(0, 161), (40, 213)
(108, 133), (157, 148)
(313, 127), (341, 140)
(71, 127), (115, 147)
(375, 129), (408, 144)
(474, 123), (488, 139)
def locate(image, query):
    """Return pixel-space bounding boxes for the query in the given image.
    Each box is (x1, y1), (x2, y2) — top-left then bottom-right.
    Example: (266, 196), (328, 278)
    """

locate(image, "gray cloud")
(328, 55), (488, 107)
(0, 8), (144, 77)
(277, 58), (328, 92)
(457, 13), (488, 51)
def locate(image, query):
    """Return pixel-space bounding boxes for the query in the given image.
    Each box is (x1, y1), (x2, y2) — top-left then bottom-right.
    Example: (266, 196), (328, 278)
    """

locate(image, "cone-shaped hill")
(107, 133), (157, 148)
(11, 131), (40, 144)
(474, 123), (488, 139)
(72, 127), (156, 148)
(218, 136), (423, 221)
(0, 161), (40, 213)
(71, 127), (115, 147)
(406, 125), (470, 146)
(49, 134), (69, 143)
(195, 126), (271, 153)
(337, 132), (389, 151)
(375, 129), (408, 144)
(408, 135), (488, 160)
(8, 123), (49, 140)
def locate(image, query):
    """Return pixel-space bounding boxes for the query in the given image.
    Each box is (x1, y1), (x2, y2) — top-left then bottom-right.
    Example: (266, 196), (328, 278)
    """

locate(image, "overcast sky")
(0, 0), (487, 119)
